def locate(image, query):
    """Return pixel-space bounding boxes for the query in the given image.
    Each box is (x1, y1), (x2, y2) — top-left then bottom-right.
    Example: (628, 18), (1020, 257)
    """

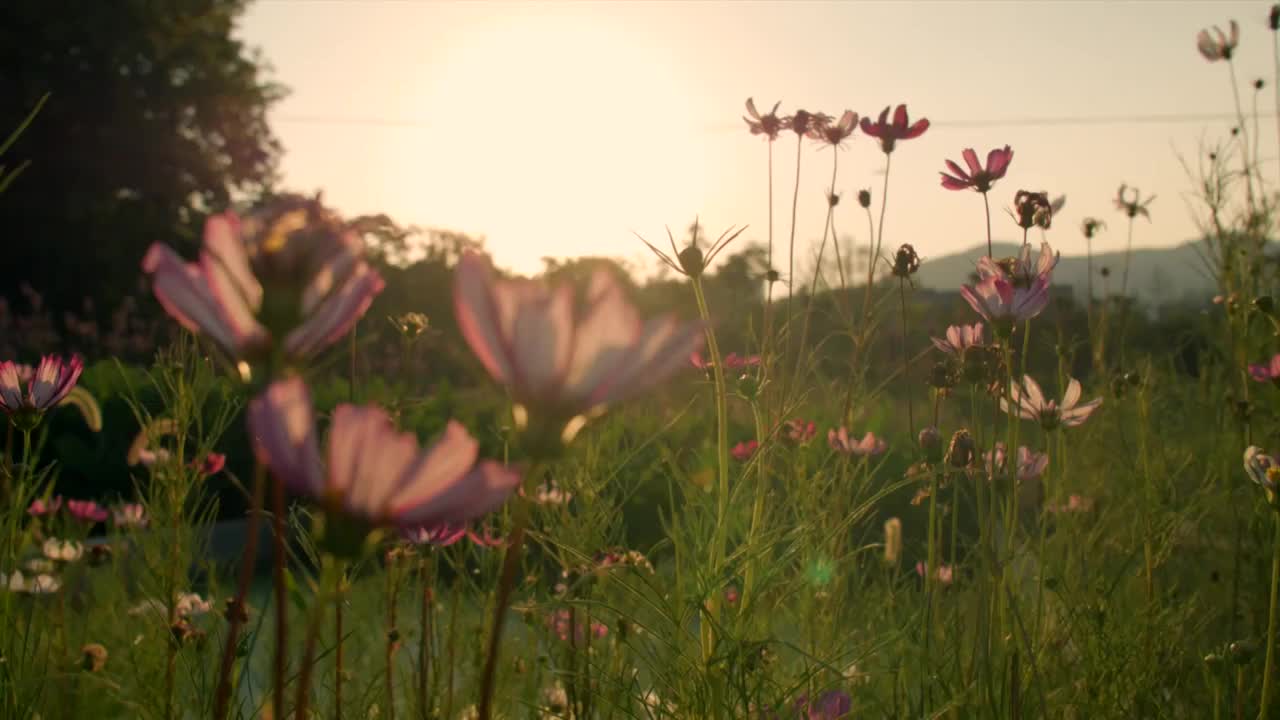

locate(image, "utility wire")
(274, 110), (1276, 131)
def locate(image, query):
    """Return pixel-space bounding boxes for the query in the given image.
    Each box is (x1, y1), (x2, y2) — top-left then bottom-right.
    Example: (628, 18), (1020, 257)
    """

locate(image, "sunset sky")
(238, 0), (1275, 277)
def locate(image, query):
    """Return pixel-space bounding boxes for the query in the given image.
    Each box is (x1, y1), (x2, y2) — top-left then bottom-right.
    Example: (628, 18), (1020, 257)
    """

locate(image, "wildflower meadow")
(8, 4), (1280, 719)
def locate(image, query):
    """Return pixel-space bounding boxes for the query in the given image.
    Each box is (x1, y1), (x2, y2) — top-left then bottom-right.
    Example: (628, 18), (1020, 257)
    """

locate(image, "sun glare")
(419, 10), (707, 273)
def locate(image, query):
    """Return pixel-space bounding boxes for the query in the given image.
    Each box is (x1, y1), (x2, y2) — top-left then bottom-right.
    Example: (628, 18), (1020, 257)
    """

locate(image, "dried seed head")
(858, 189), (872, 208)
(946, 429), (976, 469)
(918, 426), (943, 464)
(891, 244), (920, 278)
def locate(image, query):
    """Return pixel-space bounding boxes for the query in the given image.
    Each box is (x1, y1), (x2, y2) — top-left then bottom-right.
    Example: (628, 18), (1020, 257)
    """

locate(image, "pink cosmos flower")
(1001, 375), (1102, 431)
(960, 273), (1049, 326)
(731, 440), (759, 462)
(940, 146), (1013, 193)
(783, 418), (817, 445)
(403, 522), (503, 548)
(828, 427), (887, 457)
(860, 104), (929, 154)
(112, 503), (149, 528)
(978, 241), (1059, 288)
(807, 110), (858, 148)
(545, 608), (608, 644)
(1249, 354), (1280, 384)
(931, 322), (985, 357)
(689, 350), (761, 371)
(915, 561), (954, 586)
(195, 452), (226, 476)
(66, 499), (108, 524)
(743, 98), (784, 140)
(28, 496), (63, 517)
(724, 585), (739, 606)
(984, 443), (1048, 481)
(0, 355), (84, 415)
(453, 252), (703, 421)
(1197, 20), (1239, 61)
(782, 109), (822, 137)
(142, 199), (385, 365)
(248, 378), (520, 538)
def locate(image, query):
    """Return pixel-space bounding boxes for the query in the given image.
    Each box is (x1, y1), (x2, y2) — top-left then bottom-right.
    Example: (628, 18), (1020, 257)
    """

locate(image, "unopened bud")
(891, 244), (920, 278)
(883, 517), (902, 566)
(80, 643), (107, 672)
(858, 189), (872, 208)
(678, 245), (705, 277)
(918, 426), (943, 463)
(1230, 640), (1258, 664)
(1272, 4), (1280, 31)
(946, 429), (975, 468)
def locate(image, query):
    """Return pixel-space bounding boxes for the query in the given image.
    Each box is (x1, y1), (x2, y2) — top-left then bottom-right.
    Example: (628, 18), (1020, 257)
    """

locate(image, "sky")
(237, 0), (1276, 278)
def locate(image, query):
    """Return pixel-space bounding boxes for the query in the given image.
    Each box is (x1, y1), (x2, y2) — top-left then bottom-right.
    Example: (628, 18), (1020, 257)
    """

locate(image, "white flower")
(42, 539), (83, 562)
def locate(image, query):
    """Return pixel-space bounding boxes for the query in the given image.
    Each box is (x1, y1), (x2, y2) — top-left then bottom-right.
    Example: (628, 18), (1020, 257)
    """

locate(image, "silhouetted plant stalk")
(214, 462), (267, 720)
(386, 549), (402, 720)
(793, 148), (842, 391)
(271, 467), (288, 720)
(739, 401), (769, 614)
(417, 555), (434, 720)
(1263, 512), (1280, 719)
(294, 555), (343, 720)
(335, 573), (345, 720)
(785, 124), (805, 359)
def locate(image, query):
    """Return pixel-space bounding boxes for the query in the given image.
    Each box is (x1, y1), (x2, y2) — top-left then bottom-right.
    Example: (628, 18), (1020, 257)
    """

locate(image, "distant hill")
(911, 240), (1217, 305)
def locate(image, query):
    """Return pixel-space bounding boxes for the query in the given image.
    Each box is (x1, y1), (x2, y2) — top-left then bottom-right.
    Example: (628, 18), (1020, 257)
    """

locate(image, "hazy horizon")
(237, 0), (1273, 277)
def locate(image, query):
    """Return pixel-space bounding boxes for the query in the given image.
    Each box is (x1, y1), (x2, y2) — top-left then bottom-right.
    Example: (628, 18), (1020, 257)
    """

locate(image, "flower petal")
(1061, 377), (1082, 410)
(248, 379), (324, 498)
(284, 262), (385, 359)
(562, 275), (642, 405)
(383, 420), (479, 518)
(962, 148), (982, 176)
(453, 253), (516, 385)
(143, 243), (263, 354)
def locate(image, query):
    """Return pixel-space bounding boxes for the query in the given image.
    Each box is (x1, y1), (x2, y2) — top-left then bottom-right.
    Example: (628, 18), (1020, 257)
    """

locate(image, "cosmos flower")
(979, 241), (1060, 289)
(960, 273), (1050, 326)
(42, 539), (84, 562)
(27, 496), (63, 517)
(1047, 494), (1095, 513)
(5, 571), (60, 595)
(984, 443), (1049, 481)
(1114, 184), (1155, 220)
(915, 561), (954, 586)
(66, 499), (108, 524)
(690, 350), (761, 371)
(940, 146), (1013, 193)
(1197, 20), (1239, 61)
(731, 440), (759, 462)
(1249, 354), (1280, 384)
(1245, 446), (1280, 498)
(783, 109), (823, 137)
(783, 418), (817, 445)
(454, 252), (704, 428)
(1001, 376), (1102, 430)
(142, 198), (385, 366)
(544, 608), (608, 644)
(248, 378), (520, 544)
(744, 98), (784, 140)
(112, 503), (149, 528)
(807, 110), (858, 148)
(1081, 217), (1107, 238)
(195, 452), (226, 476)
(828, 427), (887, 457)
(860, 104), (929, 154)
(0, 355), (84, 420)
(931, 322), (985, 357)
(1011, 190), (1054, 230)
(403, 523), (503, 548)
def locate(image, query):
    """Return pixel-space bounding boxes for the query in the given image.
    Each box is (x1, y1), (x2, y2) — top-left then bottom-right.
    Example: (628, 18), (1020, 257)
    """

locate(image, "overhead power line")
(273, 110), (1274, 132)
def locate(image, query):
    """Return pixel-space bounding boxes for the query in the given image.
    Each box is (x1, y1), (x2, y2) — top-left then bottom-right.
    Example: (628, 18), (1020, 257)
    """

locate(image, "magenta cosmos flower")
(731, 440), (759, 462)
(142, 198), (385, 367)
(794, 690), (852, 720)
(744, 98), (784, 140)
(690, 350), (760, 371)
(248, 378), (520, 548)
(1197, 20), (1239, 61)
(783, 418), (817, 445)
(828, 427), (887, 457)
(28, 496), (63, 517)
(1001, 375), (1102, 431)
(931, 322), (985, 357)
(66, 500), (108, 524)
(0, 355), (84, 423)
(980, 241), (1059, 288)
(807, 110), (858, 148)
(404, 522), (503, 548)
(860, 104), (929, 154)
(453, 252), (703, 424)
(915, 561), (954, 586)
(984, 443), (1048, 482)
(960, 273), (1049, 328)
(940, 146), (1013, 193)
(1250, 354), (1280, 384)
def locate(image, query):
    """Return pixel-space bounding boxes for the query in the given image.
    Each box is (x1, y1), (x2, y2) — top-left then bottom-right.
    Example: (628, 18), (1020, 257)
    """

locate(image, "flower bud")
(1230, 640), (1258, 664)
(827, 192), (840, 207)
(678, 245), (706, 277)
(1272, 4), (1280, 31)
(857, 189), (872, 208)
(946, 429), (975, 468)
(891, 244), (920, 279)
(1204, 652), (1224, 670)
(918, 426), (943, 464)
(883, 517), (902, 566)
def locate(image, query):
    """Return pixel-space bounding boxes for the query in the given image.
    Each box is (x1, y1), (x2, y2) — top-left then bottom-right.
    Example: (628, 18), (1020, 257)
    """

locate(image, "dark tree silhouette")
(0, 0), (284, 323)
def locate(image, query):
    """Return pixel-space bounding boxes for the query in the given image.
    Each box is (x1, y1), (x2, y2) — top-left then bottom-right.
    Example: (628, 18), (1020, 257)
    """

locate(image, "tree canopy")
(0, 0), (284, 321)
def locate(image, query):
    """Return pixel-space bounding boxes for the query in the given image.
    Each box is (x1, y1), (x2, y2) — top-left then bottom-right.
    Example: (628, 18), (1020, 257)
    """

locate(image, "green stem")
(692, 276), (730, 663)
(739, 403), (769, 615)
(1260, 513), (1280, 719)
(295, 556), (342, 720)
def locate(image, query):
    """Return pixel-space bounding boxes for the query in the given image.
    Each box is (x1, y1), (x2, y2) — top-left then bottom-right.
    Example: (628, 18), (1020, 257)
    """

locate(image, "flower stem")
(417, 556), (434, 720)
(214, 462), (267, 720)
(983, 192), (993, 258)
(477, 481), (536, 720)
(692, 275), (729, 663)
(786, 133), (804, 361)
(739, 402), (769, 615)
(899, 277), (914, 438)
(294, 555), (341, 720)
(335, 575), (344, 720)
(1261, 513), (1280, 719)
(271, 474), (288, 720)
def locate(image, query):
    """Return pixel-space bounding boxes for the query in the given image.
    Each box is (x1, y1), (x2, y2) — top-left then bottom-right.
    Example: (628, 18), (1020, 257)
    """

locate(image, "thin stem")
(786, 133), (804, 360)
(1227, 59), (1258, 213)
(294, 556), (341, 720)
(1260, 513), (1280, 719)
(740, 402), (769, 614)
(477, 483), (536, 720)
(418, 557), (434, 720)
(386, 555), (399, 720)
(899, 277), (915, 437)
(271, 475), (288, 720)
(983, 191), (993, 258)
(693, 276), (730, 663)
(214, 463), (267, 720)
(335, 575), (344, 720)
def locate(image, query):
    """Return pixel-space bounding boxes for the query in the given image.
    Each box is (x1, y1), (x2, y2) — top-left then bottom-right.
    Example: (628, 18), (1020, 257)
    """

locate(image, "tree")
(0, 0), (284, 326)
